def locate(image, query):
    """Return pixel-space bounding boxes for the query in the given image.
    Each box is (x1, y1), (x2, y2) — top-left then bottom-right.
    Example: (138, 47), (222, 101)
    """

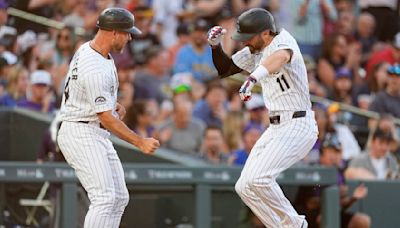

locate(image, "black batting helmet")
(232, 8), (277, 42)
(96, 8), (142, 35)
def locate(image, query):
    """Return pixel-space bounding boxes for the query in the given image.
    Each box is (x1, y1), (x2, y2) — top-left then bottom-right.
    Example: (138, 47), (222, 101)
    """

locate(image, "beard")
(246, 37), (265, 54)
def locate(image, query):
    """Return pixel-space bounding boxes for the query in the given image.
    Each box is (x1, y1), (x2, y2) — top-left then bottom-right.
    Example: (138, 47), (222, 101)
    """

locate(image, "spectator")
(118, 82), (134, 110)
(308, 102), (361, 163)
(124, 99), (156, 138)
(295, 132), (371, 228)
(368, 63), (400, 119)
(226, 83), (243, 112)
(223, 111), (244, 152)
(192, 0), (227, 24)
(151, 0), (185, 48)
(327, 102), (362, 161)
(354, 12), (378, 66)
(193, 80), (227, 128)
(291, 0), (337, 60)
(346, 127), (399, 180)
(170, 72), (194, 102)
(199, 125), (228, 165)
(366, 32), (400, 76)
(317, 33), (361, 90)
(167, 22), (191, 66)
(18, 30), (40, 72)
(155, 99), (205, 154)
(174, 18), (217, 83)
(335, 9), (355, 42)
(128, 6), (160, 66)
(304, 103), (332, 165)
(0, 0), (15, 33)
(0, 65), (29, 107)
(353, 61), (389, 99)
(244, 93), (268, 129)
(17, 70), (55, 114)
(304, 55), (327, 98)
(228, 122), (263, 166)
(359, 0), (398, 42)
(133, 45), (171, 105)
(330, 67), (353, 105)
(373, 114), (400, 161)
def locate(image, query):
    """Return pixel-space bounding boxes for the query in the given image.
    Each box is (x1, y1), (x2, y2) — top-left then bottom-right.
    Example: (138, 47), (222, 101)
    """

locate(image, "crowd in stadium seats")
(1, 0), (400, 227)
(0, 0), (399, 169)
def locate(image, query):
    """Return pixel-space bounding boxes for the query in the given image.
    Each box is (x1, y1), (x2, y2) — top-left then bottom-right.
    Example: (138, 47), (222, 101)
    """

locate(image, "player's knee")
(92, 192), (117, 213)
(235, 177), (246, 196)
(236, 175), (274, 196)
(235, 177), (254, 197)
(116, 189), (130, 209)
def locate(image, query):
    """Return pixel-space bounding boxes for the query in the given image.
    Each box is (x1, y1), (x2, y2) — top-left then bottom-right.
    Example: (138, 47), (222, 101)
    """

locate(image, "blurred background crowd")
(0, 0), (400, 226)
(1, 0), (400, 172)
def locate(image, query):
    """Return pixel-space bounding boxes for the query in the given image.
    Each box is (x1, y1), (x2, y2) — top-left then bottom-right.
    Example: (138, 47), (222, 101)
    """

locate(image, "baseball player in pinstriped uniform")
(57, 8), (160, 228)
(208, 8), (318, 228)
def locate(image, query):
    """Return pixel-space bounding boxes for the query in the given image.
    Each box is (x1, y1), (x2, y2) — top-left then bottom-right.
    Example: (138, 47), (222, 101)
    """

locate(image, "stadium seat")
(19, 181), (54, 226)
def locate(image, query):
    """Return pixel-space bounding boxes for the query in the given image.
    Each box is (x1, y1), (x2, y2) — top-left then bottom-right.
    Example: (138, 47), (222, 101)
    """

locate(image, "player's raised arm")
(97, 110), (160, 154)
(207, 26), (242, 78)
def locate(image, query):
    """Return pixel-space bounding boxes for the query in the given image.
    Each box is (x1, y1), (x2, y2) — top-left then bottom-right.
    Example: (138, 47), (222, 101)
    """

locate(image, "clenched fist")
(207, 26), (227, 46)
(138, 137), (160, 154)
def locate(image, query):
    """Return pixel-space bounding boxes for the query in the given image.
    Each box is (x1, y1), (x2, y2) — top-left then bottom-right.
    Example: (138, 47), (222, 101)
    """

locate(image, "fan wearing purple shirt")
(17, 70), (55, 114)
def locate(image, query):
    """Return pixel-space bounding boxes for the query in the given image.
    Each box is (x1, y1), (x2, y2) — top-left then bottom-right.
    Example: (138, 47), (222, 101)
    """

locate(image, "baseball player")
(208, 8), (318, 228)
(56, 8), (160, 228)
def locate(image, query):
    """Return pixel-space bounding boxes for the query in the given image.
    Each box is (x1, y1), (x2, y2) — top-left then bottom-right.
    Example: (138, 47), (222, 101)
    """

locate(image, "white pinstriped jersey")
(58, 42), (119, 122)
(233, 29), (311, 112)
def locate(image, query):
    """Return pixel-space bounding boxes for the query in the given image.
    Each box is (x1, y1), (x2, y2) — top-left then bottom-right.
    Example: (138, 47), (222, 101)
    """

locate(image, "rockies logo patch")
(95, 96), (106, 104)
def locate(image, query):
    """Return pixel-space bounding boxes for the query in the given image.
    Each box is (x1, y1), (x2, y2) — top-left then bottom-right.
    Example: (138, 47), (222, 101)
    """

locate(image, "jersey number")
(64, 77), (71, 104)
(276, 74), (290, 92)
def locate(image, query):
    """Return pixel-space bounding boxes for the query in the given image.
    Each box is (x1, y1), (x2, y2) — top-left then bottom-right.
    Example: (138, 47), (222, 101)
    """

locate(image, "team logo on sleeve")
(95, 96), (106, 104)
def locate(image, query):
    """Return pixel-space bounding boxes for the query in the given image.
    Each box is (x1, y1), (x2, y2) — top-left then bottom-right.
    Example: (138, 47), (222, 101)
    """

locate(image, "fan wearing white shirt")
(346, 128), (399, 180)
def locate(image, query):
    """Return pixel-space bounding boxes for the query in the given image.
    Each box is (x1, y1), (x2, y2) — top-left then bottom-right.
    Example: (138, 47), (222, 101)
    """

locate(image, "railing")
(0, 162), (340, 228)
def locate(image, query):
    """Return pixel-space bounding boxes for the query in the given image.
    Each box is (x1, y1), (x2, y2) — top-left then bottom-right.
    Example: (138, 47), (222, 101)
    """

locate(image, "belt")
(78, 121), (106, 129)
(269, 111), (307, 125)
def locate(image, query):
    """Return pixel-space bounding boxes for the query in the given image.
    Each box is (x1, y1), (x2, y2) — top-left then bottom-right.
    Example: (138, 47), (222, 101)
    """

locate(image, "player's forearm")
(251, 50), (291, 81)
(98, 112), (143, 146)
(211, 45), (242, 78)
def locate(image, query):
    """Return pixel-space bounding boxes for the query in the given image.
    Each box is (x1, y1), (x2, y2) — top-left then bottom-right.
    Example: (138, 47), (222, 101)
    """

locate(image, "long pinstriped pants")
(57, 122), (129, 228)
(235, 111), (318, 228)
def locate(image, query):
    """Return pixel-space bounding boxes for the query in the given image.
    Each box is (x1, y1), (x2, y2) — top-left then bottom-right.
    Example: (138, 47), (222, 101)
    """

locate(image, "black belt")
(78, 121), (106, 129)
(269, 111), (307, 125)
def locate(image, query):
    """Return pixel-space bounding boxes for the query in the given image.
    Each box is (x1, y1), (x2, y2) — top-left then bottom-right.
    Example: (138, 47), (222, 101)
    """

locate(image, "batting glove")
(239, 76), (257, 101)
(207, 26), (227, 47)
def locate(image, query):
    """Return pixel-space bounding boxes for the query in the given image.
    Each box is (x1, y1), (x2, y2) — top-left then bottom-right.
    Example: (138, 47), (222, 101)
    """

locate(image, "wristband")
(251, 65), (269, 82)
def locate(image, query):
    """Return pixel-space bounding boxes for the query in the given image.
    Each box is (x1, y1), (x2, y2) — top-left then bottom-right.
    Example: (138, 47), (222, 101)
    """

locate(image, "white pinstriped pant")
(57, 121), (129, 228)
(235, 110), (318, 228)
